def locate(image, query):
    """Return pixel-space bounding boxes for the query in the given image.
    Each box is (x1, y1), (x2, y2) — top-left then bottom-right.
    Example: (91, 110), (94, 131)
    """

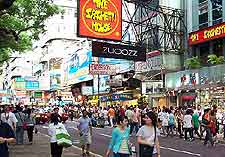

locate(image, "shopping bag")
(56, 126), (72, 148)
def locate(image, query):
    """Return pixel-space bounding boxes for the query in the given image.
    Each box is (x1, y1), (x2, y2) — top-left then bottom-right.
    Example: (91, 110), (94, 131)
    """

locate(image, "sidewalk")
(9, 133), (84, 157)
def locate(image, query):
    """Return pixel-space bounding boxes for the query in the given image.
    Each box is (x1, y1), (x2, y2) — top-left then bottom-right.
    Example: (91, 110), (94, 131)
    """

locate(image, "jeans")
(204, 127), (214, 146)
(193, 127), (202, 139)
(16, 126), (24, 144)
(27, 126), (34, 142)
(184, 128), (193, 140)
(113, 153), (130, 157)
(130, 122), (139, 134)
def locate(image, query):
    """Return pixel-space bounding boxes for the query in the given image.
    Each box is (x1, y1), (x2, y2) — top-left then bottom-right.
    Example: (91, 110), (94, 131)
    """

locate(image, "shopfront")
(166, 64), (225, 107)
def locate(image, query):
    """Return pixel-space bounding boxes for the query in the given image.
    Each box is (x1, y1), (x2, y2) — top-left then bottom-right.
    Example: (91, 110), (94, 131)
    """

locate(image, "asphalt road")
(37, 120), (225, 157)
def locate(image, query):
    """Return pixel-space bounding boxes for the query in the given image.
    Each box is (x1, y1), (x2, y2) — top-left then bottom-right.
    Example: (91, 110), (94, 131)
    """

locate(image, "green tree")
(185, 56), (201, 69)
(0, 0), (61, 64)
(208, 54), (225, 65)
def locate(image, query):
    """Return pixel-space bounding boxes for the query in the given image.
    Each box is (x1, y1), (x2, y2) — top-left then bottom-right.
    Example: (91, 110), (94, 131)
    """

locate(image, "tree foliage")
(208, 54), (225, 65)
(185, 56), (201, 69)
(0, 0), (61, 63)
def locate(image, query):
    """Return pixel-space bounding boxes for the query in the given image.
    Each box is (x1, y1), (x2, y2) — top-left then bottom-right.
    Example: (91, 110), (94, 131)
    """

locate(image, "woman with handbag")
(48, 114), (66, 157)
(26, 108), (35, 144)
(137, 111), (160, 157)
(106, 116), (131, 157)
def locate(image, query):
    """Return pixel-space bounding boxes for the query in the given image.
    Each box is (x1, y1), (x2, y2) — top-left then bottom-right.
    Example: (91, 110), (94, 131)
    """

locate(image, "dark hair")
(51, 113), (59, 125)
(146, 111), (157, 142)
(117, 116), (128, 125)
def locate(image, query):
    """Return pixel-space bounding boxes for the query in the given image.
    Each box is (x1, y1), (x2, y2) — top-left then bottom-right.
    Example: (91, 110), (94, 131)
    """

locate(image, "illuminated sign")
(78, 0), (122, 41)
(189, 22), (225, 45)
(92, 41), (146, 61)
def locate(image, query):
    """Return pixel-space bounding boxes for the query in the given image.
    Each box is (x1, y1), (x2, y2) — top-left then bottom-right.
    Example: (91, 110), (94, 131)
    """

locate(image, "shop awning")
(182, 95), (196, 100)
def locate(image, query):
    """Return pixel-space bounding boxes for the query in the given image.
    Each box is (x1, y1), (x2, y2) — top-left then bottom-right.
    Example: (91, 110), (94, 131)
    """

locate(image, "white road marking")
(99, 134), (112, 138)
(160, 146), (201, 156)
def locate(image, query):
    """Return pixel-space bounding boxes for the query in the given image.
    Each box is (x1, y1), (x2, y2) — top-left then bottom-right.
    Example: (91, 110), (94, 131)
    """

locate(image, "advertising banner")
(135, 50), (161, 73)
(93, 75), (110, 94)
(78, 0), (122, 41)
(92, 41), (146, 61)
(66, 50), (93, 85)
(50, 70), (61, 90)
(106, 79), (122, 87)
(25, 81), (39, 90)
(189, 21), (225, 45)
(89, 63), (116, 75)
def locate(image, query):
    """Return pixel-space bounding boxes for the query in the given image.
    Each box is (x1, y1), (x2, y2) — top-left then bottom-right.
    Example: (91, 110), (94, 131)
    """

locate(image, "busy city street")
(33, 120), (225, 157)
(1, 0), (225, 157)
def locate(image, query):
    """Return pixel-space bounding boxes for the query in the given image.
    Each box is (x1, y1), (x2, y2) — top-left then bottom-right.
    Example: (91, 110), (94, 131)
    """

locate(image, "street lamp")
(0, 0), (15, 10)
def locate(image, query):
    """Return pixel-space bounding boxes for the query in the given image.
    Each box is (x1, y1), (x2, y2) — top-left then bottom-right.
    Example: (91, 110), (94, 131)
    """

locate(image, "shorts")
(80, 134), (92, 145)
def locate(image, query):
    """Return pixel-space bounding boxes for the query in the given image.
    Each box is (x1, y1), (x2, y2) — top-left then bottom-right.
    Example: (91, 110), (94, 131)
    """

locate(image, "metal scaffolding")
(122, 0), (186, 54)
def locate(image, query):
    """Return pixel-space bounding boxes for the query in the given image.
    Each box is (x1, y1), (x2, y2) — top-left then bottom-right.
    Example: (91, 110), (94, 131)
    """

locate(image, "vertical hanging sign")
(78, 0), (122, 41)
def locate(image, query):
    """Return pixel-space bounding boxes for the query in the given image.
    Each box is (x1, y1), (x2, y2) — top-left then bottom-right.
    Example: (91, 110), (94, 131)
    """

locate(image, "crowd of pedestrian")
(1, 103), (225, 157)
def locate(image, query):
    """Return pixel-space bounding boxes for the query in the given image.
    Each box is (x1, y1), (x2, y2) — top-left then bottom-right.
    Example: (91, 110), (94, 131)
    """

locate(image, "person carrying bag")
(48, 113), (72, 157)
(137, 111), (160, 157)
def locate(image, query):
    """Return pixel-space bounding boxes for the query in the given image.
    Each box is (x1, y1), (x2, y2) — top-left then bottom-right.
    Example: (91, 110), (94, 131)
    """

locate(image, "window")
(212, 7), (222, 21)
(199, 12), (208, 24)
(212, 0), (222, 9)
(213, 18), (222, 25)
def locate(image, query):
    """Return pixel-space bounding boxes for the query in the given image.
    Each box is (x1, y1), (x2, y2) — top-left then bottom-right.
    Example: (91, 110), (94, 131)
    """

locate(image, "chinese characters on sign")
(89, 64), (116, 75)
(189, 22), (225, 45)
(78, 0), (122, 41)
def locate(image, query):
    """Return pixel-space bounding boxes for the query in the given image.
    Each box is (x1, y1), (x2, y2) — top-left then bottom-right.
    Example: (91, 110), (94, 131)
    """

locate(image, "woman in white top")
(48, 113), (66, 157)
(137, 111), (160, 157)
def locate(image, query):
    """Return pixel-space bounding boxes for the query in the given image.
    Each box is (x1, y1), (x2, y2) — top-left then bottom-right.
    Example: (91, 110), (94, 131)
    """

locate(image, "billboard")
(50, 70), (61, 90)
(189, 21), (225, 45)
(89, 63), (116, 75)
(92, 41), (146, 61)
(93, 75), (110, 94)
(78, 0), (122, 41)
(65, 50), (93, 85)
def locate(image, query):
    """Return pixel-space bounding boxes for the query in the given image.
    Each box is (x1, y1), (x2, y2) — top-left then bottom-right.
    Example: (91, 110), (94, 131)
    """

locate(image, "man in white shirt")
(0, 106), (17, 131)
(222, 111), (225, 139)
(183, 110), (193, 141)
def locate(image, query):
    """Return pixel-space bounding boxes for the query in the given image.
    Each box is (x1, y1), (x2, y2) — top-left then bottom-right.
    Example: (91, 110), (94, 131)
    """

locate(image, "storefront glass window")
(213, 40), (223, 56)
(213, 18), (222, 25)
(199, 42), (210, 65)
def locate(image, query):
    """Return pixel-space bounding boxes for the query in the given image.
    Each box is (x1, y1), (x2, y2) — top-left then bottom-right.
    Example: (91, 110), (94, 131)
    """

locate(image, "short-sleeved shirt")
(78, 117), (91, 135)
(168, 113), (175, 125)
(183, 115), (192, 128)
(0, 121), (15, 157)
(192, 113), (199, 128)
(136, 125), (158, 146)
(108, 108), (115, 117)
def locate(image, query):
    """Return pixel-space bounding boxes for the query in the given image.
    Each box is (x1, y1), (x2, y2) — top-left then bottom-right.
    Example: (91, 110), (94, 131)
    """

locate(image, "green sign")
(34, 92), (42, 98)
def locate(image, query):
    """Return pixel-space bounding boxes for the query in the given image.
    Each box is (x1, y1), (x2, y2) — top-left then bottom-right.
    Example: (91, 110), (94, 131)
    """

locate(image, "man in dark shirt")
(0, 119), (16, 157)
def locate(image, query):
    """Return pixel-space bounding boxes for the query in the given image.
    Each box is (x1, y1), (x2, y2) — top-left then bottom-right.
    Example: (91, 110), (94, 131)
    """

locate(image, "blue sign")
(66, 50), (93, 84)
(25, 81), (39, 90)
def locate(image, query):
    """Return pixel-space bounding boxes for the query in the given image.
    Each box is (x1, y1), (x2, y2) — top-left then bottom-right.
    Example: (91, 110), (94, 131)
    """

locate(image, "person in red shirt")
(119, 106), (125, 117)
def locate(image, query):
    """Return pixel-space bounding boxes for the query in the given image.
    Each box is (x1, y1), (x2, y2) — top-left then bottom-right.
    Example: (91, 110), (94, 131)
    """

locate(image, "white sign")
(135, 50), (161, 73)
(82, 86), (93, 96)
(89, 64), (116, 75)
